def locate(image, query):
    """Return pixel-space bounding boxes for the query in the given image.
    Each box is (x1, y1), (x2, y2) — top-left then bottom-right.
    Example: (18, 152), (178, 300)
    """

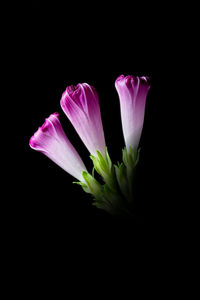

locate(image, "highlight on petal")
(115, 75), (151, 152)
(60, 83), (106, 157)
(29, 112), (87, 181)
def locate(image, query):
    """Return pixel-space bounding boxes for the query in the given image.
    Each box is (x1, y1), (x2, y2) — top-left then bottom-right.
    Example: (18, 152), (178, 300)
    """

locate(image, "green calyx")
(122, 146), (140, 168)
(73, 146), (140, 216)
(90, 148), (117, 191)
(73, 171), (101, 196)
(82, 171), (102, 196)
(115, 146), (140, 203)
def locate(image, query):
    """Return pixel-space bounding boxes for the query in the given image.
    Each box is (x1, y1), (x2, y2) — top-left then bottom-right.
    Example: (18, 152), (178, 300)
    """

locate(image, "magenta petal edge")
(60, 83), (106, 157)
(115, 74), (151, 152)
(29, 112), (87, 181)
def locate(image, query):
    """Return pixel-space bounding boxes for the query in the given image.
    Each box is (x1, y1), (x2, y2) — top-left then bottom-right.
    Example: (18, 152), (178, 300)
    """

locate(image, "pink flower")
(115, 75), (151, 152)
(29, 112), (87, 181)
(60, 83), (106, 157)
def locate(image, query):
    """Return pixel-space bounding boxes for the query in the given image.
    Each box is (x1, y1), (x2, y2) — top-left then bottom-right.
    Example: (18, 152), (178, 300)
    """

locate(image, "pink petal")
(29, 112), (87, 181)
(61, 83), (106, 156)
(115, 75), (151, 151)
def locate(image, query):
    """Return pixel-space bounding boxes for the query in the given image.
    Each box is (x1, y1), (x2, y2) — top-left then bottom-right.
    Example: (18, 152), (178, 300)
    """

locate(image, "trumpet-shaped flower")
(115, 75), (151, 152)
(60, 83), (106, 157)
(29, 112), (87, 181)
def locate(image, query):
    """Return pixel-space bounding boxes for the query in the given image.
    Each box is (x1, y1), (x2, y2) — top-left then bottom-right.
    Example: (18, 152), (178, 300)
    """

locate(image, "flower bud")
(115, 75), (151, 152)
(60, 83), (106, 157)
(29, 112), (87, 181)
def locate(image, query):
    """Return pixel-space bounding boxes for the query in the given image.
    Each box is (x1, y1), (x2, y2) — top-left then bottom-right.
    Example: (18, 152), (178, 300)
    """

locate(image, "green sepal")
(92, 200), (114, 214)
(92, 167), (95, 177)
(92, 186), (115, 214)
(118, 146), (141, 203)
(82, 171), (102, 197)
(90, 148), (111, 176)
(122, 147), (128, 166)
(72, 181), (91, 194)
(90, 148), (117, 191)
(135, 148), (141, 166)
(90, 154), (102, 176)
(105, 147), (112, 170)
(122, 146), (140, 168)
(92, 186), (120, 215)
(114, 163), (129, 199)
(96, 150), (108, 172)
(103, 184), (122, 207)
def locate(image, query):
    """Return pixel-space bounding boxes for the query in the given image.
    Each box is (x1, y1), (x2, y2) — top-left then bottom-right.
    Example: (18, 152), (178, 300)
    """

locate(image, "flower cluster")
(29, 75), (151, 215)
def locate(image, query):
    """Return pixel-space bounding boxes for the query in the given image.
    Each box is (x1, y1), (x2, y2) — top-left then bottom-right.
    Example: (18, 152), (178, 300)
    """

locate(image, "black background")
(2, 0), (192, 294)
(18, 2), (169, 228)
(4, 0), (186, 294)
(8, 0), (178, 280)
